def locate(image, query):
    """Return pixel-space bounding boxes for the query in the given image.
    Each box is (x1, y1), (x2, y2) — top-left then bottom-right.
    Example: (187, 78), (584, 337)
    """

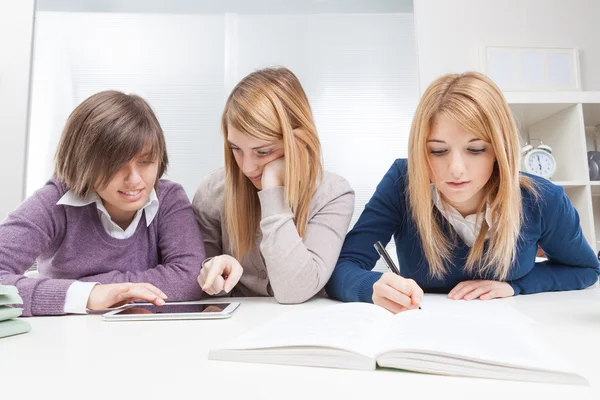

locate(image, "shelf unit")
(505, 91), (600, 251)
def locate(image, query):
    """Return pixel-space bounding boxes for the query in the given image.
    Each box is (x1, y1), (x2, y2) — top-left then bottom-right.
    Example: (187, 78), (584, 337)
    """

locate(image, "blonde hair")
(54, 90), (168, 197)
(222, 67), (322, 259)
(408, 71), (536, 281)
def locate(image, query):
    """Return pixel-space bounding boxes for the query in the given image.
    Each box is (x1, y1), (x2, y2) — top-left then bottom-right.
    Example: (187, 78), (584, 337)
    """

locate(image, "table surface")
(1, 290), (600, 400)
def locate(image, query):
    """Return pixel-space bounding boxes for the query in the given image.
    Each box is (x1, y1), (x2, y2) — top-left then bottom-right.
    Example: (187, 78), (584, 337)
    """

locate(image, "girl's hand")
(198, 255), (244, 295)
(448, 280), (514, 300)
(261, 157), (285, 189)
(86, 283), (167, 310)
(372, 272), (423, 314)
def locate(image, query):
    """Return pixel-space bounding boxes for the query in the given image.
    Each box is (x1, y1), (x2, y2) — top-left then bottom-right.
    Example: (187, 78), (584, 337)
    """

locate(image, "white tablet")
(102, 301), (240, 322)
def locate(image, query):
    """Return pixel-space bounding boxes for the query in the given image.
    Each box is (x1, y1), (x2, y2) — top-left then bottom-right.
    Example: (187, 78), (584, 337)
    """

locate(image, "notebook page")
(419, 294), (535, 325)
(380, 310), (571, 374)
(215, 302), (392, 358)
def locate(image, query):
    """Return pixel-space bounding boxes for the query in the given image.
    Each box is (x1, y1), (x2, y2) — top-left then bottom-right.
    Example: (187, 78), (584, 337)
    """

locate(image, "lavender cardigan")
(0, 179), (205, 316)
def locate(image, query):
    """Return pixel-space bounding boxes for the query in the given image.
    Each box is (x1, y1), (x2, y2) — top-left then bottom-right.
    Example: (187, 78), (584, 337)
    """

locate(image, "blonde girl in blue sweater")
(326, 71), (600, 313)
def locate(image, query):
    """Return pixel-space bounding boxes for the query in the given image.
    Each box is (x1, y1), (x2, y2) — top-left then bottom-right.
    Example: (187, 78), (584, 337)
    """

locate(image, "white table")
(1, 290), (600, 400)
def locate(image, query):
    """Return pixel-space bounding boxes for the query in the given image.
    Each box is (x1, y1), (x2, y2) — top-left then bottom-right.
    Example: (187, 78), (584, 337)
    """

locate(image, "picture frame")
(480, 46), (581, 91)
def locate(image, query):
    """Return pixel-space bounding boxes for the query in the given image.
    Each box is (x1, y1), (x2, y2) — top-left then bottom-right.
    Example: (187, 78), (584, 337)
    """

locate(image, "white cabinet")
(506, 92), (600, 251)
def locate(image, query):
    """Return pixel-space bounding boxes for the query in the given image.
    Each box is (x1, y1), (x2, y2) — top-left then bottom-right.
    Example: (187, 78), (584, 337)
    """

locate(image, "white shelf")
(505, 92), (600, 251)
(504, 91), (600, 252)
(590, 184), (600, 196)
(507, 92), (600, 130)
(509, 103), (575, 128)
(553, 180), (589, 187)
(583, 103), (600, 127)
(505, 91), (600, 104)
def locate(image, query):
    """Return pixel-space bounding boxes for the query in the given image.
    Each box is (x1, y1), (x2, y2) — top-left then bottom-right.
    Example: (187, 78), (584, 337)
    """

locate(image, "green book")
(0, 318), (31, 339)
(0, 286), (23, 306)
(0, 285), (18, 295)
(0, 306), (22, 321)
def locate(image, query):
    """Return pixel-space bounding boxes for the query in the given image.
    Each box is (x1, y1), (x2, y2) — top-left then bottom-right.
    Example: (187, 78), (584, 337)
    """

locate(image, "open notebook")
(209, 295), (586, 385)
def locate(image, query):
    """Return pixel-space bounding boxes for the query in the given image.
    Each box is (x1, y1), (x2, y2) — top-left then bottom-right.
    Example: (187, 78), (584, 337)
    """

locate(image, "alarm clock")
(521, 143), (556, 179)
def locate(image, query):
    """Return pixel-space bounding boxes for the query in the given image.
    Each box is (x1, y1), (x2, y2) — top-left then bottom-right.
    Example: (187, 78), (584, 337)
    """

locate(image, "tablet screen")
(114, 303), (230, 315)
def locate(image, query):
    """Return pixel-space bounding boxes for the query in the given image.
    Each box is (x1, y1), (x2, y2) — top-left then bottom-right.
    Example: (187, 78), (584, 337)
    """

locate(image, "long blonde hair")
(408, 71), (536, 281)
(222, 67), (322, 260)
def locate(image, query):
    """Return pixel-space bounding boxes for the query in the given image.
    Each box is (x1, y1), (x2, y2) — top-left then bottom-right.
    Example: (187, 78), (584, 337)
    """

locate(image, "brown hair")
(222, 67), (322, 260)
(54, 90), (168, 197)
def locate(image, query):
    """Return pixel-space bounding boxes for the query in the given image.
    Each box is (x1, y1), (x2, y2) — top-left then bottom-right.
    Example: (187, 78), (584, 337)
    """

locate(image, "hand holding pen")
(372, 241), (423, 314)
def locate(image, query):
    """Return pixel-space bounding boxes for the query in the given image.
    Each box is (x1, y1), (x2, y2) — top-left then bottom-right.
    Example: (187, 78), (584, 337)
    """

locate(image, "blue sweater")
(326, 159), (600, 302)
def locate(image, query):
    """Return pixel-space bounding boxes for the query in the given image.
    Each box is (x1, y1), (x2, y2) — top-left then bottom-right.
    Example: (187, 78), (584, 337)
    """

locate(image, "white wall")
(414, 0), (600, 93)
(27, 12), (227, 201)
(27, 11), (417, 210)
(27, 8), (417, 272)
(37, 0), (413, 14)
(0, 0), (35, 221)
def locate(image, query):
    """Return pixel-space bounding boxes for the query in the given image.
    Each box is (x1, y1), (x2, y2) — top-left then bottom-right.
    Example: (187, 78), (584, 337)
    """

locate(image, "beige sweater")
(192, 168), (355, 303)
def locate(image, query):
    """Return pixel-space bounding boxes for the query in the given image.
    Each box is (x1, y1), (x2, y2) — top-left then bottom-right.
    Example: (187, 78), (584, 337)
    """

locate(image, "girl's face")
(227, 125), (284, 190)
(427, 114), (496, 217)
(95, 150), (159, 225)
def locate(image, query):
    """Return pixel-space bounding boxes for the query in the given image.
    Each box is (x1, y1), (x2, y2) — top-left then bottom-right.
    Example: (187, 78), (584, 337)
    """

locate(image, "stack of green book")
(0, 285), (31, 338)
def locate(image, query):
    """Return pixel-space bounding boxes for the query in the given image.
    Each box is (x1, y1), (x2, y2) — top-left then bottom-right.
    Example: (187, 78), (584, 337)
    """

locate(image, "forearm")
(0, 272), (75, 316)
(509, 262), (600, 295)
(260, 217), (332, 303)
(527, 184), (600, 295)
(259, 187), (354, 304)
(325, 261), (382, 303)
(77, 261), (203, 301)
(0, 204), (68, 316)
(325, 160), (406, 303)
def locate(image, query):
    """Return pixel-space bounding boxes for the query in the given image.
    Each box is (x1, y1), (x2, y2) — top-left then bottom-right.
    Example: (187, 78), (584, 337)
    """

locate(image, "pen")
(373, 241), (421, 309)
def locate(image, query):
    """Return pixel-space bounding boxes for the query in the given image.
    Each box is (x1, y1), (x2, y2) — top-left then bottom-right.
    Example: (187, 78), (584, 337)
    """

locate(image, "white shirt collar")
(431, 185), (493, 246)
(57, 189), (159, 228)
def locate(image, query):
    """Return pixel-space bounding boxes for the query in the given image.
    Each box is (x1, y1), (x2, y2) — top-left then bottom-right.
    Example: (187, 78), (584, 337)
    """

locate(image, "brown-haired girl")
(0, 90), (205, 316)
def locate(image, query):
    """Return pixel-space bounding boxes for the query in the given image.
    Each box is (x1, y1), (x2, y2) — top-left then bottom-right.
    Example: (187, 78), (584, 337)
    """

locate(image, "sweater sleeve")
(77, 183), (205, 301)
(508, 185), (600, 295)
(258, 176), (355, 304)
(0, 183), (76, 316)
(325, 160), (406, 303)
